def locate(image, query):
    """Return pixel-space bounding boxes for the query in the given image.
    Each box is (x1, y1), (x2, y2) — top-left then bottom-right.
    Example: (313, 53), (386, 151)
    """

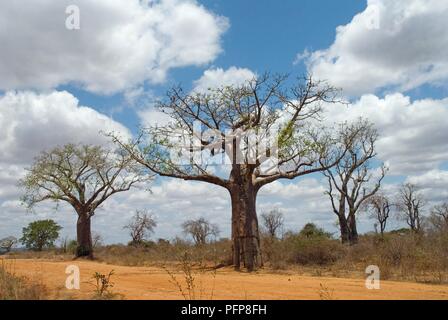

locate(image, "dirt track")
(2, 259), (448, 300)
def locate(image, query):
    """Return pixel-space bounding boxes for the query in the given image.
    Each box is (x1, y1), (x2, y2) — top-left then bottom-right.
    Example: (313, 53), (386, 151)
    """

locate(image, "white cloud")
(0, 0), (229, 94)
(324, 93), (448, 175)
(260, 179), (326, 200)
(0, 90), (130, 164)
(406, 170), (448, 203)
(193, 67), (256, 93)
(138, 108), (173, 128)
(305, 0), (448, 95)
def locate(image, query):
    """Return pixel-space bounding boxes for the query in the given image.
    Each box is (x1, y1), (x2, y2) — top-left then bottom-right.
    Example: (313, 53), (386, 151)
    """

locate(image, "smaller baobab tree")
(182, 217), (220, 245)
(365, 194), (391, 237)
(397, 183), (425, 233)
(124, 210), (157, 246)
(92, 232), (104, 248)
(260, 209), (284, 239)
(0, 236), (18, 253)
(427, 202), (448, 233)
(20, 144), (151, 258)
(324, 119), (386, 245)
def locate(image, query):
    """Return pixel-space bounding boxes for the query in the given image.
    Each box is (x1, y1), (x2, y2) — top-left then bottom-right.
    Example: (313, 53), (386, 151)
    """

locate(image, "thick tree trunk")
(338, 214), (350, 244)
(348, 212), (359, 245)
(76, 213), (93, 258)
(336, 191), (351, 244)
(231, 197), (241, 270)
(229, 179), (262, 271)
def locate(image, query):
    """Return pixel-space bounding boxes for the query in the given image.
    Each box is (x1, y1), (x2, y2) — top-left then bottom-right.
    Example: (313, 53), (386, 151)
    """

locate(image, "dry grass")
(261, 231), (448, 284)
(318, 283), (336, 300)
(6, 230), (448, 286)
(162, 251), (218, 300)
(0, 260), (48, 300)
(94, 239), (232, 268)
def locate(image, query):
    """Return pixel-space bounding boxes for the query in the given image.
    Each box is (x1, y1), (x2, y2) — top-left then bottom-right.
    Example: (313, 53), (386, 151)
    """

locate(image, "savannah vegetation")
(1, 75), (447, 286)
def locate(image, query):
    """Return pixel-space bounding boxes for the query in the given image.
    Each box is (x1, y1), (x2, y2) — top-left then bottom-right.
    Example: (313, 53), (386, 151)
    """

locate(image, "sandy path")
(2, 258), (448, 300)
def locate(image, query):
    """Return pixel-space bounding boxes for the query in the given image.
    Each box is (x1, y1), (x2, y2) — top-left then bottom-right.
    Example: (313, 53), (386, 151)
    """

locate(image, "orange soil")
(2, 258), (448, 300)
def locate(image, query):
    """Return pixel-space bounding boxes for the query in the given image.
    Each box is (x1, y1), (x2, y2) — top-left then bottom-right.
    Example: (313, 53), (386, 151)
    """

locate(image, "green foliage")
(92, 270), (117, 299)
(19, 143), (148, 213)
(67, 240), (78, 253)
(388, 228), (412, 236)
(127, 240), (156, 248)
(20, 220), (62, 251)
(299, 223), (333, 239)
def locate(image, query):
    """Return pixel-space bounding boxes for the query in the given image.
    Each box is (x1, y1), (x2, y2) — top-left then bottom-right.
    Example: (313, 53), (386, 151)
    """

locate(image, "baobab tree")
(20, 144), (151, 258)
(0, 236), (17, 253)
(182, 217), (220, 245)
(124, 210), (157, 246)
(366, 194), (391, 237)
(397, 183), (425, 233)
(111, 74), (346, 271)
(324, 119), (386, 245)
(260, 209), (284, 239)
(427, 202), (448, 233)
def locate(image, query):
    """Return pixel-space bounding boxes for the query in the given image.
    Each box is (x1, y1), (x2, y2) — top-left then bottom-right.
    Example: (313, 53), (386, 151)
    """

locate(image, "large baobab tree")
(111, 74), (346, 271)
(366, 194), (391, 237)
(397, 183), (425, 233)
(324, 119), (386, 245)
(20, 144), (151, 258)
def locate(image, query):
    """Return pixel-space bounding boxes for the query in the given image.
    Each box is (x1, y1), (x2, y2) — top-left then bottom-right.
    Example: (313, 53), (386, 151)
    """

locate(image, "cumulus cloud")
(324, 93), (448, 175)
(406, 170), (448, 203)
(192, 67), (256, 93)
(0, 0), (229, 94)
(138, 107), (173, 128)
(305, 0), (448, 95)
(0, 90), (130, 164)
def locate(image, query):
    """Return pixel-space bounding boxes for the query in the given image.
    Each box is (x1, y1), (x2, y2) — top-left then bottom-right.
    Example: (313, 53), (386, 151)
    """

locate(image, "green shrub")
(290, 236), (346, 265)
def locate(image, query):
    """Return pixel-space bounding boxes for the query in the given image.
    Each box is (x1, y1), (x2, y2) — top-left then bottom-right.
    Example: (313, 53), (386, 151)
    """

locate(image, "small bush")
(290, 237), (346, 266)
(92, 270), (117, 299)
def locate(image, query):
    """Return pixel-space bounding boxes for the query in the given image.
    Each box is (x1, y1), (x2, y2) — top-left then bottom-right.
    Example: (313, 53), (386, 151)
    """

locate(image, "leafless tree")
(124, 210), (157, 245)
(110, 74), (347, 271)
(20, 144), (152, 258)
(366, 194), (391, 237)
(397, 183), (425, 233)
(426, 202), (448, 233)
(324, 119), (386, 245)
(182, 217), (220, 245)
(0, 236), (17, 253)
(261, 209), (284, 238)
(92, 232), (104, 248)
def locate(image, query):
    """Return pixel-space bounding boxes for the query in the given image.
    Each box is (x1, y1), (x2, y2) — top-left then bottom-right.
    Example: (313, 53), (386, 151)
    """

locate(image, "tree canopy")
(20, 143), (153, 257)
(20, 219), (62, 251)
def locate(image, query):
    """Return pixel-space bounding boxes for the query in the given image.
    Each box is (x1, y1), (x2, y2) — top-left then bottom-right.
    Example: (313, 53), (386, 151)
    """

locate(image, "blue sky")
(59, 0), (367, 132)
(1, 0), (448, 244)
